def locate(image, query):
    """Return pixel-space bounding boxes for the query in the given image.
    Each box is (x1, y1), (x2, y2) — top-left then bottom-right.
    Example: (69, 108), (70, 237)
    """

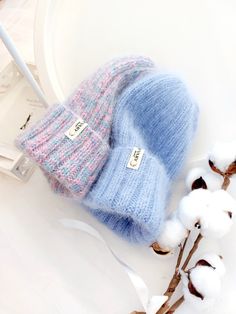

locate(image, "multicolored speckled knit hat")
(16, 56), (155, 198)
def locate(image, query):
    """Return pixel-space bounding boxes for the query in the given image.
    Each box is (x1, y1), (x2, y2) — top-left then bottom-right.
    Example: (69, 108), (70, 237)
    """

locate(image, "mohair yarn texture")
(84, 73), (199, 244)
(16, 56), (155, 198)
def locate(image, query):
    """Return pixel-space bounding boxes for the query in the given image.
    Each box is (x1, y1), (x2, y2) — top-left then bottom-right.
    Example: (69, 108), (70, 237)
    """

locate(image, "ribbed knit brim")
(84, 146), (169, 243)
(16, 104), (109, 198)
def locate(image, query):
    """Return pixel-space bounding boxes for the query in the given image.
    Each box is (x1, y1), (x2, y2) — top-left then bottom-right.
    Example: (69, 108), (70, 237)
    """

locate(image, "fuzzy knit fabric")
(16, 56), (156, 198)
(120, 73), (199, 179)
(83, 73), (199, 244)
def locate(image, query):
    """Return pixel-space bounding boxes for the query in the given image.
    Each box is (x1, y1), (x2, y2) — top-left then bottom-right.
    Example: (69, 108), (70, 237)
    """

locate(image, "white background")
(0, 1), (236, 313)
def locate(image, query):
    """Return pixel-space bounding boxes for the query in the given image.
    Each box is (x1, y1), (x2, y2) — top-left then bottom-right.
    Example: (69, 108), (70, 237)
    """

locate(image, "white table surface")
(0, 1), (236, 313)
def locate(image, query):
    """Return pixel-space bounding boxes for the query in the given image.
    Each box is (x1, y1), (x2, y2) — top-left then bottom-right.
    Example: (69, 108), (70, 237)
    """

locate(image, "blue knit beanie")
(83, 73), (199, 244)
(123, 73), (199, 179)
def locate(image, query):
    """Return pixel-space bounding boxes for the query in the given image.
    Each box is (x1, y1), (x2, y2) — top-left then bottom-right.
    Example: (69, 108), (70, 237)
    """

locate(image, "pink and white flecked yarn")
(16, 56), (155, 198)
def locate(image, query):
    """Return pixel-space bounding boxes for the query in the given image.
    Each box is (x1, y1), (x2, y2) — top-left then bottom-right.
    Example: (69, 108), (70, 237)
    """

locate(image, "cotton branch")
(165, 296), (184, 314)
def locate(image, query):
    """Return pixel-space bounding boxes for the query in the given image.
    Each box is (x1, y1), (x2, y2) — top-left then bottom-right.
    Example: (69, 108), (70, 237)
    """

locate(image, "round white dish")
(34, 0), (236, 162)
(31, 0), (236, 314)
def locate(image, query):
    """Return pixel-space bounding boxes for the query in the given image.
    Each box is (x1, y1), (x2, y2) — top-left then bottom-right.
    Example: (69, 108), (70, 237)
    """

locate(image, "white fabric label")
(65, 118), (88, 140)
(127, 147), (144, 170)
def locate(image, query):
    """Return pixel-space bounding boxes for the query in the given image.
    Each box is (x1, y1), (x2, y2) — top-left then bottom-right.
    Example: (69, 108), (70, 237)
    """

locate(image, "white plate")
(21, 3), (236, 314)
(34, 0), (236, 162)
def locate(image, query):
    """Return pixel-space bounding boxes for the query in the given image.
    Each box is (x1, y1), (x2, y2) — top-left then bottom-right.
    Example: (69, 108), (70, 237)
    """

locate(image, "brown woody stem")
(162, 173), (231, 314)
(156, 233), (202, 314)
(164, 177), (231, 313)
(132, 165), (233, 314)
(181, 233), (203, 271)
(155, 236), (189, 314)
(222, 175), (230, 190)
(164, 235), (189, 298)
(165, 296), (184, 314)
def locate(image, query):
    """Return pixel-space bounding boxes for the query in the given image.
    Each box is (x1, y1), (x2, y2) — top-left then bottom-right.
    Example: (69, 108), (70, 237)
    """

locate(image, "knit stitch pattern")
(120, 73), (199, 178)
(84, 73), (199, 243)
(16, 56), (155, 198)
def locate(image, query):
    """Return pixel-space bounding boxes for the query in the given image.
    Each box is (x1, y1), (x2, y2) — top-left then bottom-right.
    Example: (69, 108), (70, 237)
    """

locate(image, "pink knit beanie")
(16, 56), (155, 198)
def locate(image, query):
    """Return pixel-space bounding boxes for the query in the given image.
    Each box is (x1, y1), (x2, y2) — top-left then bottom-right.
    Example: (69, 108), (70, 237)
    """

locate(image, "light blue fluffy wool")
(83, 73), (199, 244)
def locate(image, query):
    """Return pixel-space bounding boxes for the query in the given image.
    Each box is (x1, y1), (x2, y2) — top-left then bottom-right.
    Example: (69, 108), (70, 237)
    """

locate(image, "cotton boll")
(183, 286), (216, 310)
(186, 168), (223, 192)
(186, 167), (207, 191)
(178, 189), (211, 230)
(200, 207), (233, 239)
(157, 218), (188, 250)
(181, 252), (225, 311)
(179, 189), (235, 237)
(203, 172), (222, 191)
(178, 202), (202, 231)
(199, 191), (235, 238)
(197, 253), (226, 277)
(209, 141), (236, 172)
(211, 190), (236, 216)
(181, 269), (218, 311)
(189, 266), (221, 299)
(150, 242), (172, 255)
(185, 188), (212, 205)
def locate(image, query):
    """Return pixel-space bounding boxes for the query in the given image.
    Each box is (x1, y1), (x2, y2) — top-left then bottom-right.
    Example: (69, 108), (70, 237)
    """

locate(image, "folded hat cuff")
(16, 104), (109, 198)
(84, 145), (170, 243)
